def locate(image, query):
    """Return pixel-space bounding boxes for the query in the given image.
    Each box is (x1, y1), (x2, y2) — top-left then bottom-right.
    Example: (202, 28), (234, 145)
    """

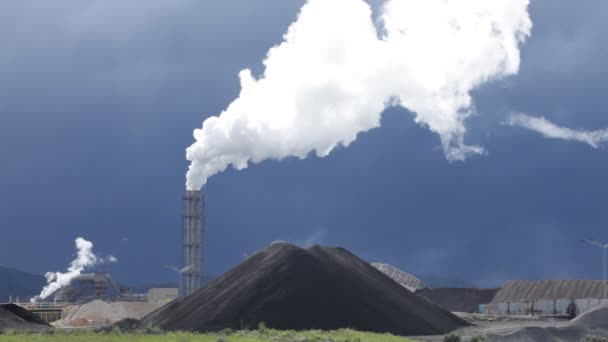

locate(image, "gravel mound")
(487, 325), (587, 342)
(487, 305), (608, 341)
(570, 305), (608, 329)
(1, 304), (49, 326)
(55, 300), (161, 328)
(0, 304), (51, 332)
(416, 288), (498, 313)
(142, 243), (469, 336)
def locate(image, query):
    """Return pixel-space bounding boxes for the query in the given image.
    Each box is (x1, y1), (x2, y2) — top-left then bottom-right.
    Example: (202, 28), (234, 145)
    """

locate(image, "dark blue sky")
(1, 0), (607, 287)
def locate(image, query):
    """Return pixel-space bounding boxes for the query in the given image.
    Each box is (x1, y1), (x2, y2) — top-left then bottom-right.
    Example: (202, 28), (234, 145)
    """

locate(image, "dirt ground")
(410, 309), (608, 341)
(410, 313), (568, 341)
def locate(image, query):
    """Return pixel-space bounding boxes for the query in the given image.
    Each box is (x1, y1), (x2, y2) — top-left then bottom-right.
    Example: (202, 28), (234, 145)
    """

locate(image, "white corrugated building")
(481, 280), (608, 317)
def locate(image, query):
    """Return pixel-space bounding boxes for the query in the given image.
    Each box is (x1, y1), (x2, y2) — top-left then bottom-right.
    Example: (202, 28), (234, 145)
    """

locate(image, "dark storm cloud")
(0, 0), (304, 282)
(474, 0), (608, 130)
(0, 1), (304, 108)
(0, 0), (607, 286)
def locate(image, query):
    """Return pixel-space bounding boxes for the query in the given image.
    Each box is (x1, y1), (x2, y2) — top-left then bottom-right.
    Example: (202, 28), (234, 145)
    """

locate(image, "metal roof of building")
(491, 280), (608, 303)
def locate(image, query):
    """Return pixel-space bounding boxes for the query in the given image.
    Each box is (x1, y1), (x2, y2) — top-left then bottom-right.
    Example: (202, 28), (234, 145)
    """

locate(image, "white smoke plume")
(186, 0), (532, 190)
(506, 112), (608, 148)
(32, 237), (117, 302)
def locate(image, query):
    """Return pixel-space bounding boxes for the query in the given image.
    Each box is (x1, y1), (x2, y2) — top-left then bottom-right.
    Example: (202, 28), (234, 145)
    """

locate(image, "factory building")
(54, 272), (128, 303)
(372, 263), (423, 292)
(148, 288), (178, 303)
(51, 190), (206, 303)
(481, 280), (608, 317)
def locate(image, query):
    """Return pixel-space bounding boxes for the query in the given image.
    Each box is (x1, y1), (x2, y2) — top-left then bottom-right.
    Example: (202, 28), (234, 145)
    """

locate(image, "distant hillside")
(0, 266), (46, 302)
(418, 274), (476, 289)
(416, 287), (499, 313)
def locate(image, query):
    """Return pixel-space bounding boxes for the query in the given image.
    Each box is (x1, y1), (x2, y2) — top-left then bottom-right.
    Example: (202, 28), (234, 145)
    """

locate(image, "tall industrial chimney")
(182, 190), (204, 297)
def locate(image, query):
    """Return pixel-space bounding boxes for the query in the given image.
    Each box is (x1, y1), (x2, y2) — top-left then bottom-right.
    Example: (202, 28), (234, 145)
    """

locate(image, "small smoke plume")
(186, 0), (532, 190)
(32, 237), (117, 302)
(506, 112), (608, 148)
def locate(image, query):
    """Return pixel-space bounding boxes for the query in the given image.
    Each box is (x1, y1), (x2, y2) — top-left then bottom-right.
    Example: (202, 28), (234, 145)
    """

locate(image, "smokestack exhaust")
(184, 0), (532, 190)
(182, 190), (204, 297)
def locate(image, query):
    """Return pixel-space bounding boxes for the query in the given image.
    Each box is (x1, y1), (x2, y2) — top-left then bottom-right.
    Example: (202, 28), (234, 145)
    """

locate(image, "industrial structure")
(53, 273), (127, 303)
(182, 190), (205, 297)
(480, 280), (608, 317)
(372, 263), (423, 292)
(5, 302), (71, 323)
(148, 288), (179, 303)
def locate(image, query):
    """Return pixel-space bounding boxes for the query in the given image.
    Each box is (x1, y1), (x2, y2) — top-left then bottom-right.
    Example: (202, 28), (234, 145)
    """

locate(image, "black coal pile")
(143, 242), (469, 336)
(416, 288), (499, 313)
(112, 318), (144, 331)
(97, 318), (145, 333)
(0, 304), (52, 332)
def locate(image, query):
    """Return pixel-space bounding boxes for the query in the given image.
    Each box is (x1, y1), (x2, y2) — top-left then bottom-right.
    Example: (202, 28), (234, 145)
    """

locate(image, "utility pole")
(582, 239), (608, 299)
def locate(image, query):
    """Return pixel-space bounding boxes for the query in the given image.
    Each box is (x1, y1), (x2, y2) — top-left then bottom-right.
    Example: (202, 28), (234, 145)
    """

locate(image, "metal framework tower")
(182, 190), (204, 297)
